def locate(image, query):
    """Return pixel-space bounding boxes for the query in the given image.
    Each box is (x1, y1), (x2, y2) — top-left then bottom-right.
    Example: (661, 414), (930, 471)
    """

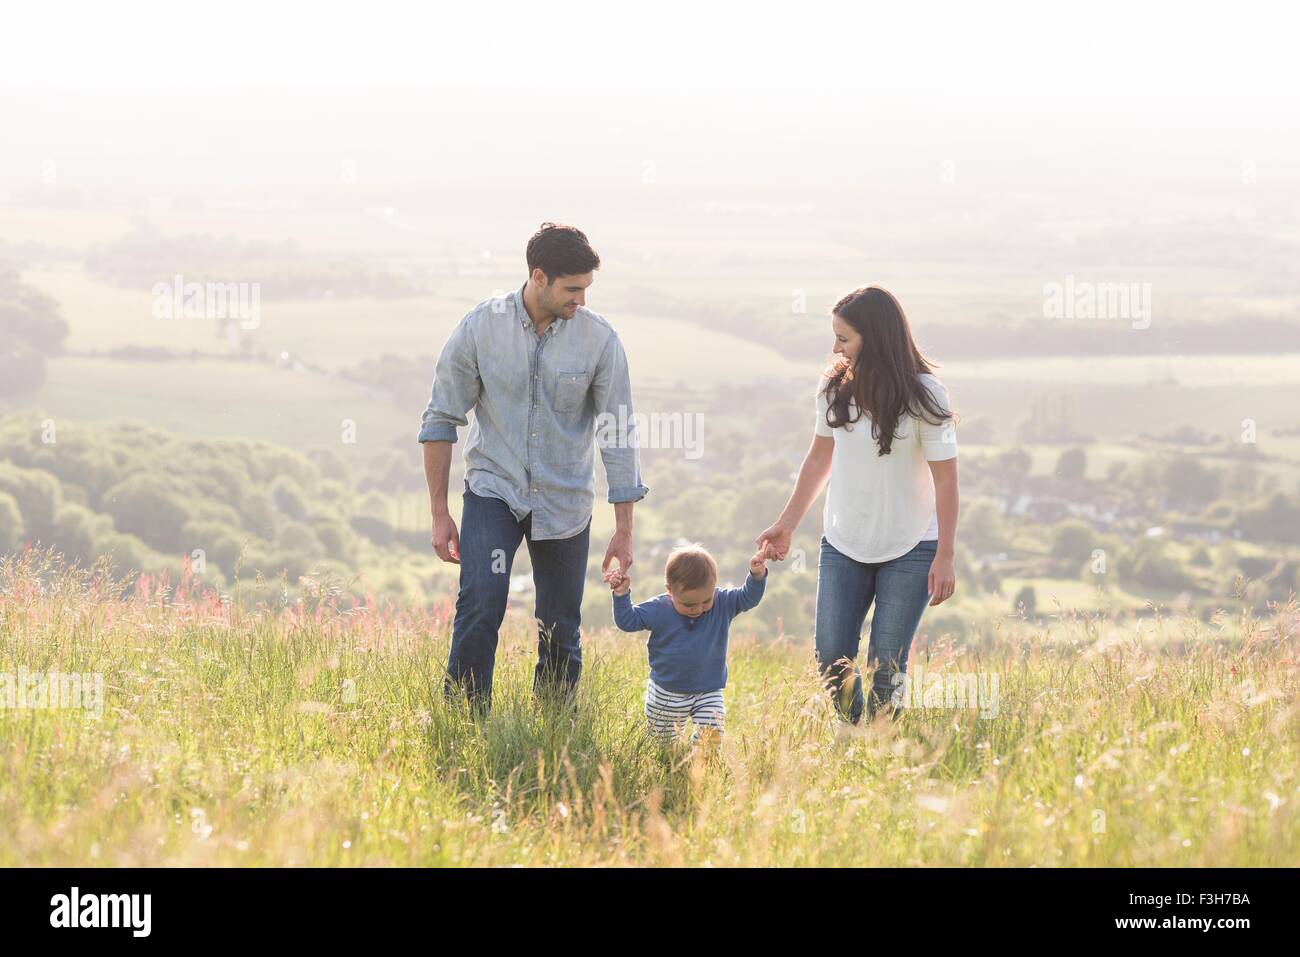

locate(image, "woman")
(757, 285), (959, 723)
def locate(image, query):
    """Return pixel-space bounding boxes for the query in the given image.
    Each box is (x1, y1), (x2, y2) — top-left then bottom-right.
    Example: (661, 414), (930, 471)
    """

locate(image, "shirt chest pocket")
(553, 370), (590, 413)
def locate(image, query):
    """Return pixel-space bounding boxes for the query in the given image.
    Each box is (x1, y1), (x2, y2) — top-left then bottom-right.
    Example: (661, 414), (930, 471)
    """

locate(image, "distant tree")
(1055, 447), (1087, 482)
(350, 514), (396, 546)
(1163, 458), (1221, 511)
(0, 267), (69, 398)
(1013, 584), (1037, 616)
(310, 518), (355, 561)
(270, 475), (310, 521)
(180, 519), (246, 571)
(97, 531), (157, 576)
(1051, 521), (1097, 565)
(100, 474), (191, 553)
(1124, 538), (1197, 592)
(51, 502), (113, 562)
(306, 447), (352, 483)
(0, 492), (25, 552)
(1203, 499), (1235, 522)
(996, 448), (1032, 476)
(277, 520), (325, 559)
(239, 490), (278, 538)
(961, 499), (1006, 550)
(360, 448), (420, 493)
(0, 464), (62, 541)
(1237, 493), (1300, 544)
(1223, 463), (1260, 498)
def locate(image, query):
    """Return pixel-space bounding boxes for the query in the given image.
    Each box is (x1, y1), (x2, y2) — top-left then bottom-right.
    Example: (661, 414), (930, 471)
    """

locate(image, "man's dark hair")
(526, 222), (600, 282)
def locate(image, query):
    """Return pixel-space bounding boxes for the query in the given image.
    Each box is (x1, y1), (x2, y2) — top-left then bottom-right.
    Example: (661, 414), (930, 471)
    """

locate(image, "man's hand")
(432, 513), (461, 564)
(928, 553), (956, 606)
(602, 526), (633, 580)
(755, 522), (793, 561)
(749, 546), (772, 578)
(603, 566), (631, 596)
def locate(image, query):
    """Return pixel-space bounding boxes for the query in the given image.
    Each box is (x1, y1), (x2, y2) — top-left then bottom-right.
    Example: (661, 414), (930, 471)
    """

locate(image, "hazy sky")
(3, 1), (1298, 189)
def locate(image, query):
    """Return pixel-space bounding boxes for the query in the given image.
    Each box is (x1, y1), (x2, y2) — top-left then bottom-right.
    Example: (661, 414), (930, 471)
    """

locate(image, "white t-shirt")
(815, 371), (957, 563)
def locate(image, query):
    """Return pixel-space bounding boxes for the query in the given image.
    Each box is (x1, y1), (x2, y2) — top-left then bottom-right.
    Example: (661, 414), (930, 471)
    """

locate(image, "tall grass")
(1, 549), (1296, 866)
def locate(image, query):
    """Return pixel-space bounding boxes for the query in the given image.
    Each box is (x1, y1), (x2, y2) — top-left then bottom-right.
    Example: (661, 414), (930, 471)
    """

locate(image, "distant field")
(943, 354), (1300, 387)
(15, 355), (412, 450)
(1001, 442), (1300, 485)
(13, 231), (1300, 474)
(21, 265), (810, 382)
(0, 207), (140, 249)
(994, 577), (1148, 614)
(942, 377), (1300, 452)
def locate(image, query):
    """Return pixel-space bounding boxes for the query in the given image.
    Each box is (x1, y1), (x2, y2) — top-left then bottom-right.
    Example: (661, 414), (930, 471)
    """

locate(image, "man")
(419, 222), (648, 710)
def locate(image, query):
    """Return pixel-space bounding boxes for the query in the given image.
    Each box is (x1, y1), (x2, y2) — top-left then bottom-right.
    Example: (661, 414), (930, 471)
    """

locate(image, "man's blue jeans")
(814, 536), (937, 723)
(445, 487), (590, 709)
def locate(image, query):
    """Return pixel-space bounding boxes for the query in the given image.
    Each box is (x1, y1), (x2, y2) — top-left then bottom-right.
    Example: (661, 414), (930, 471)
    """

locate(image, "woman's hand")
(756, 522), (793, 561)
(927, 553), (956, 606)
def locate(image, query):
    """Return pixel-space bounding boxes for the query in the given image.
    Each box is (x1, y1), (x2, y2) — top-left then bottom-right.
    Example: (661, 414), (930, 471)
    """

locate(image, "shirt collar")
(514, 282), (568, 334)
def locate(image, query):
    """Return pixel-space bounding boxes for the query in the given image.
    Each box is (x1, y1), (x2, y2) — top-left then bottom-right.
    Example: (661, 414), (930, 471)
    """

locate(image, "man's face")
(533, 269), (594, 319)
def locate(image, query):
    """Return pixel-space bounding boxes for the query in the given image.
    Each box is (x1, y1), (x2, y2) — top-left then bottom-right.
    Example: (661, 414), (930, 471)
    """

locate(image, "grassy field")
(16, 265), (1300, 471)
(20, 265), (812, 379)
(2, 552), (1295, 867)
(20, 356), (412, 450)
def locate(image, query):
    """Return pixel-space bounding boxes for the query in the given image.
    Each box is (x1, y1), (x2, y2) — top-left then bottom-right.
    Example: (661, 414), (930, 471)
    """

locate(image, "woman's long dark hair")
(822, 285), (955, 456)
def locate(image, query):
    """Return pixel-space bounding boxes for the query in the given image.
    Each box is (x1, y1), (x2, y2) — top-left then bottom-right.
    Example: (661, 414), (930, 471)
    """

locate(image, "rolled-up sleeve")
(919, 377), (958, 461)
(418, 313), (480, 444)
(814, 374), (833, 437)
(591, 332), (649, 503)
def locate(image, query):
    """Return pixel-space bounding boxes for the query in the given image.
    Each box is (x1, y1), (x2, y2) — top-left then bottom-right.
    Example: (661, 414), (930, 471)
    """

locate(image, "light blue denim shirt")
(418, 284), (649, 539)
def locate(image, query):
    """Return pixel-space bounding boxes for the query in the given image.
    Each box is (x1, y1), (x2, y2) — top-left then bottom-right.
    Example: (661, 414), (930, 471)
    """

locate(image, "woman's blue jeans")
(814, 536), (937, 723)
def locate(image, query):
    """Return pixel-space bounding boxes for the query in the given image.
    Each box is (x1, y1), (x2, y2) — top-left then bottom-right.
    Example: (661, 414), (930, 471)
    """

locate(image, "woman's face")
(831, 313), (862, 365)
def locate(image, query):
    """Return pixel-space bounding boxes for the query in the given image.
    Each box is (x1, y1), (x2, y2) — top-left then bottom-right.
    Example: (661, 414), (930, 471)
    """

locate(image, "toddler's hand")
(749, 547), (770, 578)
(603, 566), (631, 596)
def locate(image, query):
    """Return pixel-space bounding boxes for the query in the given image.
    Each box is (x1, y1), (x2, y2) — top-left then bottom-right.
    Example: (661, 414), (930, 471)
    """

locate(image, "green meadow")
(1, 553), (1295, 867)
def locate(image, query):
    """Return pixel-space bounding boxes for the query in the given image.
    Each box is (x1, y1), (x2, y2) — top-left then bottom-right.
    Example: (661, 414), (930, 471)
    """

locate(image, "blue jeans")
(445, 487), (590, 709)
(814, 536), (937, 723)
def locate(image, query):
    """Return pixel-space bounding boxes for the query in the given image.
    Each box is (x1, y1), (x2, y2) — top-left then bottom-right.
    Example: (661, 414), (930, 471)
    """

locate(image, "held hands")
(749, 544), (776, 578)
(755, 522), (793, 561)
(602, 527), (633, 585)
(603, 566), (631, 596)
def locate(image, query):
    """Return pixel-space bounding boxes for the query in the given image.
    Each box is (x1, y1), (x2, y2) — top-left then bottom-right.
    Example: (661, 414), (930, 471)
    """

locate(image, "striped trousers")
(644, 678), (726, 740)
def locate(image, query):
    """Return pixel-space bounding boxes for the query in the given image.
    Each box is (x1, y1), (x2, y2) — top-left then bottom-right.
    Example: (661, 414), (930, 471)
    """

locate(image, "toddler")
(604, 543), (771, 744)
